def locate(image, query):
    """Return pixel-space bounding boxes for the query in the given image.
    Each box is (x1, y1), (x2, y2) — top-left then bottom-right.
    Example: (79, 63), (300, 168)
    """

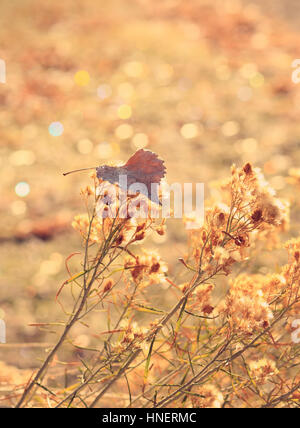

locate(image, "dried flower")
(191, 384), (224, 408)
(124, 250), (167, 286)
(249, 359), (278, 385)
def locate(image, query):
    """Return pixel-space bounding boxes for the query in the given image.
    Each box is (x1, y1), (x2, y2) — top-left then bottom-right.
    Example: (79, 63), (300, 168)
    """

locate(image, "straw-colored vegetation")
(1, 0), (300, 408)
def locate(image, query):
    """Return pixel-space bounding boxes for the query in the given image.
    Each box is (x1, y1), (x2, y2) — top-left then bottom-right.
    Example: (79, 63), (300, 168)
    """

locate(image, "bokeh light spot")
(124, 61), (144, 78)
(11, 200), (27, 216)
(96, 142), (113, 159)
(115, 124), (133, 140)
(132, 133), (149, 149)
(97, 84), (112, 100)
(180, 123), (199, 139)
(49, 122), (64, 137)
(40, 254), (62, 276)
(77, 139), (93, 154)
(15, 182), (30, 197)
(222, 121), (240, 137)
(240, 138), (258, 154)
(9, 150), (36, 166)
(250, 73), (265, 88)
(74, 70), (90, 86)
(237, 86), (253, 102)
(117, 104), (132, 119)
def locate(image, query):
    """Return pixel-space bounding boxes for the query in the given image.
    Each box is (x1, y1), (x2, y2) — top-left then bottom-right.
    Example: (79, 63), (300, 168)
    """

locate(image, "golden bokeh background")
(1, 0), (300, 367)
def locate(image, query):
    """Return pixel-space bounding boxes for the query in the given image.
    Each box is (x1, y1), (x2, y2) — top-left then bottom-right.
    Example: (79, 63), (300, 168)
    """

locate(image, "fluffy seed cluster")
(112, 320), (149, 352)
(220, 274), (274, 334)
(248, 359), (279, 385)
(72, 213), (140, 245)
(72, 178), (165, 247)
(191, 384), (224, 409)
(281, 237), (300, 314)
(183, 163), (289, 276)
(187, 283), (215, 315)
(220, 235), (300, 334)
(96, 181), (161, 220)
(124, 250), (168, 286)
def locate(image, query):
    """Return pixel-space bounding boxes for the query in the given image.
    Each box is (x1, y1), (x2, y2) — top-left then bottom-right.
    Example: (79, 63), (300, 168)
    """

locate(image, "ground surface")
(0, 0), (300, 372)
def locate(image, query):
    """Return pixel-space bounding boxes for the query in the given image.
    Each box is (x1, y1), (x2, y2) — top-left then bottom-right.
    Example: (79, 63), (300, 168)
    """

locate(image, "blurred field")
(1, 0), (300, 371)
